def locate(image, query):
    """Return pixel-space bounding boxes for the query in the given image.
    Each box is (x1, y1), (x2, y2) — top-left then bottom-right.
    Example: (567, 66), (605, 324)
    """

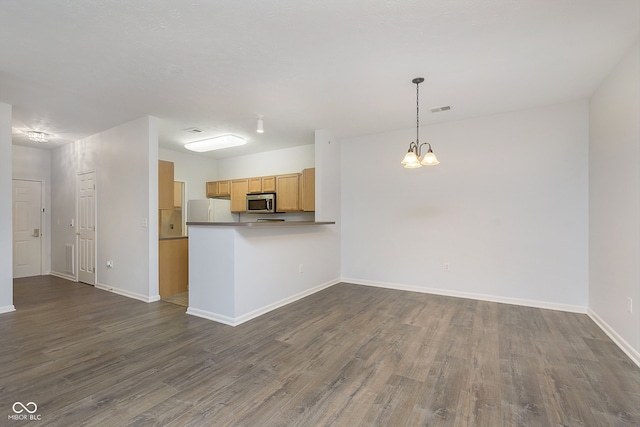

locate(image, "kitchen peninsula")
(186, 220), (337, 326)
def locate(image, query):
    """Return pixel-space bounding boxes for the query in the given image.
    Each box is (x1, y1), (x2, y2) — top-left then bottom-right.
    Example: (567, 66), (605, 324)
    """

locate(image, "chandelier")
(400, 77), (439, 168)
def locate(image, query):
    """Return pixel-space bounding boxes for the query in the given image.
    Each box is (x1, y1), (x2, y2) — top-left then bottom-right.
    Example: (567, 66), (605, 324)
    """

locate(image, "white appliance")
(187, 199), (234, 223)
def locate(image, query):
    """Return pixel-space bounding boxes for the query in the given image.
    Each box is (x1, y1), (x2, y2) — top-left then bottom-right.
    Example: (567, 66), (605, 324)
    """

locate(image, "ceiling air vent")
(430, 106), (451, 113)
(184, 127), (205, 134)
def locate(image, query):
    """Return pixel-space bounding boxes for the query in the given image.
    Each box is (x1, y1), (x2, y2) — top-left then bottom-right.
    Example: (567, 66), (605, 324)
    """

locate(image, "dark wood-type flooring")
(1, 275), (639, 426)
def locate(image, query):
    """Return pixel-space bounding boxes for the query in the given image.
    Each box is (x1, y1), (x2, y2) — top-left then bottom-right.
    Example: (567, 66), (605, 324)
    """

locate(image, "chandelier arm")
(417, 142), (430, 156)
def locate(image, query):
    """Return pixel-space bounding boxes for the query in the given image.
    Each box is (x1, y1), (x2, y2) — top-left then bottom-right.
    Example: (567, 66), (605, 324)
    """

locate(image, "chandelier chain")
(416, 81), (420, 144)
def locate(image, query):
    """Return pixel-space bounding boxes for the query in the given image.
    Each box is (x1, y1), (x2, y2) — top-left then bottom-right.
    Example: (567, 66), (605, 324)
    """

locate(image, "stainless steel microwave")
(246, 193), (276, 213)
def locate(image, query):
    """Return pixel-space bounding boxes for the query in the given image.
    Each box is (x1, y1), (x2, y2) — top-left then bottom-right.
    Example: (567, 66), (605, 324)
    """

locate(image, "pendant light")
(401, 77), (439, 168)
(256, 115), (264, 133)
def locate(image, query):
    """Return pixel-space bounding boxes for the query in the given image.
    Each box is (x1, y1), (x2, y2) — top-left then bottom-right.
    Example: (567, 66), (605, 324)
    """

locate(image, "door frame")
(12, 178), (45, 277)
(76, 170), (97, 285)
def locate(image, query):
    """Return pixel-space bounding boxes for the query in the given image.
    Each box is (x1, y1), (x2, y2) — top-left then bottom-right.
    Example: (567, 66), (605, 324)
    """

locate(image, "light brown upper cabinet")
(275, 174), (300, 212)
(301, 168), (315, 212)
(173, 182), (183, 209)
(248, 177), (262, 194)
(218, 180), (230, 196)
(206, 181), (218, 198)
(206, 180), (231, 198)
(247, 176), (276, 194)
(158, 160), (174, 209)
(262, 176), (276, 193)
(230, 179), (249, 212)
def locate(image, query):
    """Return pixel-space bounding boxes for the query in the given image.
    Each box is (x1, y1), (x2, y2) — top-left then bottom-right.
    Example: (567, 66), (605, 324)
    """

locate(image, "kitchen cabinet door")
(275, 174), (299, 212)
(206, 181), (218, 198)
(159, 238), (188, 298)
(206, 180), (231, 198)
(218, 180), (230, 196)
(262, 176), (276, 193)
(301, 168), (315, 212)
(173, 182), (183, 208)
(230, 179), (249, 212)
(248, 177), (262, 194)
(158, 160), (174, 209)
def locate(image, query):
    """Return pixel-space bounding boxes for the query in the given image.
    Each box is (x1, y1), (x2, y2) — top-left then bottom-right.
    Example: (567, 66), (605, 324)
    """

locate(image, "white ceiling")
(1, 1), (638, 158)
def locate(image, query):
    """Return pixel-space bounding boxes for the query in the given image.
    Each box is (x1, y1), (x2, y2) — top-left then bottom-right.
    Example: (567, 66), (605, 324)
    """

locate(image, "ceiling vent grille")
(430, 106), (451, 113)
(184, 127), (205, 134)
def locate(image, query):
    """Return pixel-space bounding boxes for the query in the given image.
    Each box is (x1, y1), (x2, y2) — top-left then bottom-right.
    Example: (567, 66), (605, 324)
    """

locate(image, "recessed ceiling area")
(1, 1), (638, 158)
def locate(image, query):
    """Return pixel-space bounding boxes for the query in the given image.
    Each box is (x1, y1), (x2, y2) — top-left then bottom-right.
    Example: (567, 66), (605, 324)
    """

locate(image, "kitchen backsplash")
(238, 211), (315, 223)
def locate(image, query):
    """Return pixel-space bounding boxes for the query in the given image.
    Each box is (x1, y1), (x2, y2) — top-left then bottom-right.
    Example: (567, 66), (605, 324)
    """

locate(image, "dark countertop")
(186, 221), (335, 227)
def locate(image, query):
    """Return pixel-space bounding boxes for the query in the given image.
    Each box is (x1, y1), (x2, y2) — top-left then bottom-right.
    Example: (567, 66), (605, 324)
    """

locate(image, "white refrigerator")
(187, 199), (234, 223)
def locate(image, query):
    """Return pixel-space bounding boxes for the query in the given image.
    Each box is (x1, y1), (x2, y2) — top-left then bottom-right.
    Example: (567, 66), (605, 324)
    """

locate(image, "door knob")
(32, 229), (40, 237)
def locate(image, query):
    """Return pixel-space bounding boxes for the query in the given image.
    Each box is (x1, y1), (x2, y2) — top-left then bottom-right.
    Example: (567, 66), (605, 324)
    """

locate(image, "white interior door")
(77, 171), (96, 285)
(13, 180), (42, 278)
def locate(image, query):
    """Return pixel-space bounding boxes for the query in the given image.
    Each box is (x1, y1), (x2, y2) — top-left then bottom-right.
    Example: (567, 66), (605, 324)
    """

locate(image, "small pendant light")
(256, 115), (264, 133)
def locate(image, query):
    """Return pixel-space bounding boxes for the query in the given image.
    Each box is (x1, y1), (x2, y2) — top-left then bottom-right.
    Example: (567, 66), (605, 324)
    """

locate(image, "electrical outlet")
(627, 297), (633, 313)
(444, 263), (450, 271)
(299, 264), (304, 273)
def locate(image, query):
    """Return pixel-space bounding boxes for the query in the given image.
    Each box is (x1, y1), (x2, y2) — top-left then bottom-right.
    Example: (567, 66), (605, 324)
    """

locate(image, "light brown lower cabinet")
(159, 238), (188, 298)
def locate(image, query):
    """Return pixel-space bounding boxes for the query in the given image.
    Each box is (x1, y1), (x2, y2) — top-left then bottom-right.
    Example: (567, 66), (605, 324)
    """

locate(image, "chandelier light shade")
(256, 115), (264, 133)
(27, 131), (50, 143)
(184, 134), (247, 152)
(401, 77), (439, 168)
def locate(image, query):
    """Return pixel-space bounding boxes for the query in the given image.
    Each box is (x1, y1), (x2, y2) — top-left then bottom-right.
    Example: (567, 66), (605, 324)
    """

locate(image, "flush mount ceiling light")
(184, 134), (247, 152)
(27, 131), (50, 143)
(401, 77), (440, 168)
(256, 115), (264, 133)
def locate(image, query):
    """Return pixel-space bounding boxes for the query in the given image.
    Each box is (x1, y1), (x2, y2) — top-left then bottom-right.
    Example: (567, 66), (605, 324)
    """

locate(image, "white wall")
(341, 101), (589, 310)
(51, 116), (160, 301)
(12, 145), (52, 274)
(315, 130), (341, 223)
(188, 224), (340, 325)
(159, 148), (218, 202)
(216, 144), (314, 179)
(314, 129), (341, 276)
(589, 41), (640, 358)
(0, 102), (13, 313)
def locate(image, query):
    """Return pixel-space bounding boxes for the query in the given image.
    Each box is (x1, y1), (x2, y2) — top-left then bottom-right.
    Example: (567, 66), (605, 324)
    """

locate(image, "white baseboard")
(0, 305), (15, 314)
(95, 282), (160, 303)
(186, 278), (341, 327)
(49, 271), (77, 282)
(341, 277), (588, 314)
(587, 308), (640, 368)
(234, 278), (340, 326)
(186, 307), (235, 326)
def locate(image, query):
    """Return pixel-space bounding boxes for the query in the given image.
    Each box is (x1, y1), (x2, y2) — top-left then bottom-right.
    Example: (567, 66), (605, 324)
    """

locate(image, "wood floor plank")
(1, 276), (639, 426)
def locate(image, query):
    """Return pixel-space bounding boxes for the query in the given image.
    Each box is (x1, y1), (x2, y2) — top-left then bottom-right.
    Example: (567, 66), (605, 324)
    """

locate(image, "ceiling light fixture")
(256, 115), (264, 133)
(184, 134), (247, 152)
(27, 131), (50, 143)
(401, 77), (440, 168)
